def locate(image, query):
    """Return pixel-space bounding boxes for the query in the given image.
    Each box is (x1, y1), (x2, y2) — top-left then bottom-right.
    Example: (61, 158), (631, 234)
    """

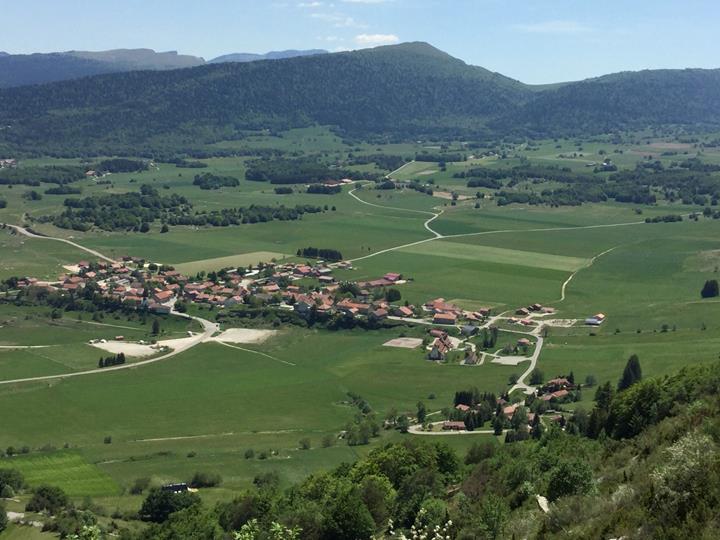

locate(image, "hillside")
(503, 68), (720, 136)
(0, 42), (719, 155)
(0, 42), (531, 154)
(0, 49), (205, 88)
(209, 49), (328, 63)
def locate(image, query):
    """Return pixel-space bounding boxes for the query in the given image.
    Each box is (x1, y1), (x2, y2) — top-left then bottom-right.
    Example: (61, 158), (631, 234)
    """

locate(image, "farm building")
(433, 313), (457, 325)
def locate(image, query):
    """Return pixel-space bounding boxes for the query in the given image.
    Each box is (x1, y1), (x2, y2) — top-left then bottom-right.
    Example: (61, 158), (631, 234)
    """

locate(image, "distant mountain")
(0, 52), (8, 57)
(209, 49), (328, 64)
(0, 42), (718, 154)
(500, 68), (720, 136)
(0, 49), (204, 88)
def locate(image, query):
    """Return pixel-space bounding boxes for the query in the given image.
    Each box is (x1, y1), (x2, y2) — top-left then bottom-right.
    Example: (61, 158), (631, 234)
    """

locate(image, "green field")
(1, 131), (720, 514)
(3, 452), (119, 497)
(174, 251), (291, 274)
(400, 240), (590, 272)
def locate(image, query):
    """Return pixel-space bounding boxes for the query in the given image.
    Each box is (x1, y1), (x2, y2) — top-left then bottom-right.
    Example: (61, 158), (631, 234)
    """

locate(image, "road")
(0, 309), (219, 386)
(4, 223), (116, 263)
(345, 186), (650, 264)
(508, 335), (544, 395)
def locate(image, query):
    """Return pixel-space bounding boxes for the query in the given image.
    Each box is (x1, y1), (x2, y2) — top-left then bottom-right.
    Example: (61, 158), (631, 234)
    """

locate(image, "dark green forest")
(2, 43), (719, 155)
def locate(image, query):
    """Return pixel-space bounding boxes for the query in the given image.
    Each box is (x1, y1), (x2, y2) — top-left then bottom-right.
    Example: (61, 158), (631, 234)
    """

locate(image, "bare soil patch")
(383, 337), (424, 349)
(211, 328), (277, 344)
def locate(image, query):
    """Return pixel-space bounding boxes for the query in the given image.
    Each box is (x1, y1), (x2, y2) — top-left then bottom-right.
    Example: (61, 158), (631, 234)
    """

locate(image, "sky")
(2, 0), (719, 84)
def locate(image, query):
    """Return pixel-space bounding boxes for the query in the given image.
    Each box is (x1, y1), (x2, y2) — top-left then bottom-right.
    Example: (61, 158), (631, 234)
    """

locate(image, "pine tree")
(701, 279), (719, 298)
(618, 354), (642, 391)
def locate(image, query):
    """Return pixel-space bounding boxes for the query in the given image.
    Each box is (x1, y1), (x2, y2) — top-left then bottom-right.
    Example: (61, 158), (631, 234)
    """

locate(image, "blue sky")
(3, 0), (718, 83)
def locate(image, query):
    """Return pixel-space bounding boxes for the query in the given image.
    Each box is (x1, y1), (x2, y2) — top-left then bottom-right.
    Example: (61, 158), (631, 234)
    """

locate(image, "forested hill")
(0, 49), (205, 88)
(500, 68), (720, 137)
(0, 42), (719, 155)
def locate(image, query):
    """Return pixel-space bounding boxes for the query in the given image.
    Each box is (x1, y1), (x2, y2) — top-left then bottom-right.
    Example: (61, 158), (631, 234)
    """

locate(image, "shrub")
(130, 477), (151, 495)
(26, 485), (69, 514)
(189, 471), (222, 488)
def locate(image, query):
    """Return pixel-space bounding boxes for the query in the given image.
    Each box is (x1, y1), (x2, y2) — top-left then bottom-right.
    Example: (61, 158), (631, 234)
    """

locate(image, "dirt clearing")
(211, 328), (277, 344)
(383, 337), (424, 349)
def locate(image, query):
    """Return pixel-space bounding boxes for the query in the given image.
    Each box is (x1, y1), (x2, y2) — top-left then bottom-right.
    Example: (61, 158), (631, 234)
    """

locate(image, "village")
(9, 253), (604, 407)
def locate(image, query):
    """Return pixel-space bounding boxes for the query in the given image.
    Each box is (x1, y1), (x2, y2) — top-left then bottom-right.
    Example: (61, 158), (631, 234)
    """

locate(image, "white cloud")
(354, 33), (400, 46)
(512, 20), (592, 35)
(342, 0), (393, 3)
(298, 1), (323, 7)
(311, 12), (365, 27)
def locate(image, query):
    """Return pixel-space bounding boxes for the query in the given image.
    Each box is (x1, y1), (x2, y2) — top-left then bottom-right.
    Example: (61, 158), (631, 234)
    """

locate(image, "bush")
(547, 459), (594, 501)
(701, 279), (719, 298)
(0, 469), (24, 493)
(244, 449), (255, 459)
(299, 438), (311, 450)
(139, 488), (200, 523)
(130, 477), (151, 495)
(26, 485), (69, 514)
(189, 471), (222, 488)
(0, 501), (6, 533)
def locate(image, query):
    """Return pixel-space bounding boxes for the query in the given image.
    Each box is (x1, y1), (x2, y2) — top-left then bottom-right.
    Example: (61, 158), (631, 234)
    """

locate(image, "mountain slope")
(0, 49), (204, 88)
(0, 42), (718, 155)
(504, 68), (720, 136)
(0, 42), (531, 153)
(209, 49), (328, 63)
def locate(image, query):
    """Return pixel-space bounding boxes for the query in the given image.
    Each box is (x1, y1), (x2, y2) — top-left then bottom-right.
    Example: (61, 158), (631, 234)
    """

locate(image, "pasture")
(1, 131), (720, 508)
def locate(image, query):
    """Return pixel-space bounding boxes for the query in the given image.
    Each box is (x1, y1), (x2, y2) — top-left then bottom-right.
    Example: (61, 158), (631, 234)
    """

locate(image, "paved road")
(508, 335), (544, 395)
(5, 223), (117, 263)
(0, 309), (219, 386)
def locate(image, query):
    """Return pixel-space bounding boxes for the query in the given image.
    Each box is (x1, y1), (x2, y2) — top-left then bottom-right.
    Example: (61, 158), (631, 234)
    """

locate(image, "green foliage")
(297, 247), (343, 261)
(26, 484), (70, 514)
(617, 354), (642, 391)
(139, 488), (201, 523)
(96, 158), (148, 173)
(140, 506), (223, 540)
(546, 459), (594, 501)
(0, 468), (24, 493)
(0, 502), (6, 533)
(193, 172), (240, 190)
(701, 279), (719, 298)
(189, 471), (222, 488)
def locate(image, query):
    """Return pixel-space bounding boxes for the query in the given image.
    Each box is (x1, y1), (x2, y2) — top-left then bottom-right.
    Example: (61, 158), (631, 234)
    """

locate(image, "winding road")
(0, 309), (219, 386)
(5, 223), (117, 263)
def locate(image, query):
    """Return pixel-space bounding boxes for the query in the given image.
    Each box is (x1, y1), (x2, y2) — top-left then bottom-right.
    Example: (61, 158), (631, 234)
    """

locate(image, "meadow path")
(5, 223), (116, 263)
(0, 309), (219, 385)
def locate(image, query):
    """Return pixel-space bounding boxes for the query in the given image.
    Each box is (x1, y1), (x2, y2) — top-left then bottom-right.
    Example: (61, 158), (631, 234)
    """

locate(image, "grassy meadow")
(1, 128), (720, 510)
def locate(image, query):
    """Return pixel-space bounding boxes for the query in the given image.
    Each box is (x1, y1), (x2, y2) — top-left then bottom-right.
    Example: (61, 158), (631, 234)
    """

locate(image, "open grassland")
(2, 452), (119, 497)
(0, 524), (56, 540)
(0, 231), (90, 281)
(400, 240), (590, 272)
(0, 329), (512, 494)
(0, 304), (200, 379)
(174, 251), (291, 274)
(1, 134), (720, 506)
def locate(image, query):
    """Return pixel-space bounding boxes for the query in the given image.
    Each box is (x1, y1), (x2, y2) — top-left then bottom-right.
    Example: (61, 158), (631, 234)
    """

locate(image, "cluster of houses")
(0, 158), (17, 169)
(510, 303), (555, 326)
(423, 298), (490, 326)
(537, 377), (576, 403)
(14, 257), (427, 324)
(441, 398), (541, 431)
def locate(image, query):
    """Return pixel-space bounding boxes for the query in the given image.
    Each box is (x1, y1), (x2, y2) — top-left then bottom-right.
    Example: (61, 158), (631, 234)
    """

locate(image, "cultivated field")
(2, 128), (720, 513)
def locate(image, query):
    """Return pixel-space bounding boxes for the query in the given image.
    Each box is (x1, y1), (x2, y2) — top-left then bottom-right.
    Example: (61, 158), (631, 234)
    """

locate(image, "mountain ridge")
(0, 42), (718, 154)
